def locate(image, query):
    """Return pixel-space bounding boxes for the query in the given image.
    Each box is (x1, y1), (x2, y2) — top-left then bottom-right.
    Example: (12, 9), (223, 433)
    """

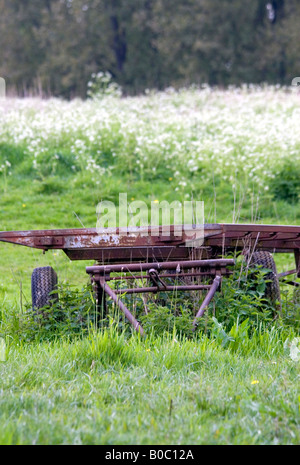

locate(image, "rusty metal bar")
(278, 269), (297, 278)
(280, 280), (300, 287)
(192, 275), (222, 330)
(108, 270), (231, 281)
(114, 284), (212, 294)
(3, 224), (300, 262)
(86, 259), (235, 275)
(98, 278), (145, 336)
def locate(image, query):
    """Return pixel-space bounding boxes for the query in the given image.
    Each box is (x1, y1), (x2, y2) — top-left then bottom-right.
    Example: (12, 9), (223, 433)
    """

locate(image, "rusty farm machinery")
(1, 223), (300, 335)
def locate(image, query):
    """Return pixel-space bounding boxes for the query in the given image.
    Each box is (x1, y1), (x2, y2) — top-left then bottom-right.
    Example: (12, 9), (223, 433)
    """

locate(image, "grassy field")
(0, 328), (299, 445)
(0, 86), (299, 445)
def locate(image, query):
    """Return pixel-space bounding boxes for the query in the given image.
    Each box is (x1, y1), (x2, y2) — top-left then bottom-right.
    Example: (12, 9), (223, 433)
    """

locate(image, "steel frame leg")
(192, 275), (221, 330)
(98, 277), (145, 336)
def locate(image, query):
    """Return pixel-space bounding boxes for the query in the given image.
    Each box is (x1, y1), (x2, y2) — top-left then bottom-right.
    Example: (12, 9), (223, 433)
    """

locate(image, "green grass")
(0, 87), (300, 445)
(0, 328), (299, 445)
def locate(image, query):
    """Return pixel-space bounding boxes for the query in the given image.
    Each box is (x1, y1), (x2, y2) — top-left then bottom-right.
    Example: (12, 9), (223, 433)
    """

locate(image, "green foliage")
(1, 0), (300, 97)
(1, 284), (96, 343)
(0, 143), (26, 167)
(209, 263), (276, 332)
(281, 288), (300, 331)
(140, 304), (194, 338)
(270, 161), (300, 203)
(34, 177), (67, 195)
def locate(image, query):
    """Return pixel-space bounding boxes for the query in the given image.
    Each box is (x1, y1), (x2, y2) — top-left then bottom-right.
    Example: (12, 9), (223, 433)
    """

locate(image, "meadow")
(0, 85), (299, 445)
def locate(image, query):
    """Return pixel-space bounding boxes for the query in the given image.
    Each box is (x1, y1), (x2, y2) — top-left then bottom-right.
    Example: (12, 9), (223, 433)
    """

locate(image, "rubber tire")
(31, 266), (58, 311)
(249, 251), (281, 311)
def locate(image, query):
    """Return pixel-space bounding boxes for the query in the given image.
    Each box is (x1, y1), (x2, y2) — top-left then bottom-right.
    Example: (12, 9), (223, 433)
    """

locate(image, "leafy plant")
(140, 304), (194, 338)
(207, 262), (276, 333)
(1, 284), (96, 343)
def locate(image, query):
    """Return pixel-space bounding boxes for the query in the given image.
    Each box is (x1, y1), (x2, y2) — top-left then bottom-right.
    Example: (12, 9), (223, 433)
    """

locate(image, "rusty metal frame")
(1, 223), (300, 259)
(86, 259), (234, 335)
(1, 223), (300, 334)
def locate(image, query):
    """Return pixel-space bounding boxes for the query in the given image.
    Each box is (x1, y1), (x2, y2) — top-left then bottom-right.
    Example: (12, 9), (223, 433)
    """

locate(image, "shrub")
(270, 161), (300, 203)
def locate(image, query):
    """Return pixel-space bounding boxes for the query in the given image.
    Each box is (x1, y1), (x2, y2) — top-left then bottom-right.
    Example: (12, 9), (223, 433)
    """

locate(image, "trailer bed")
(0, 223), (300, 263)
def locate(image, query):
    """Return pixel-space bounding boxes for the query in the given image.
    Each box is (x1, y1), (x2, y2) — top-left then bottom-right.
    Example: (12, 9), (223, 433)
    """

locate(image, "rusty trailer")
(1, 223), (300, 335)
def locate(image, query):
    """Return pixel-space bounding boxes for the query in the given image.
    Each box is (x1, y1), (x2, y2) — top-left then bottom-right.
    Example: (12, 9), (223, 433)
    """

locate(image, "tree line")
(0, 0), (299, 98)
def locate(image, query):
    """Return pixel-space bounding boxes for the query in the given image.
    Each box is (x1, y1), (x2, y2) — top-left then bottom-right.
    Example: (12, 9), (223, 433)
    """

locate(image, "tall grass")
(0, 324), (299, 445)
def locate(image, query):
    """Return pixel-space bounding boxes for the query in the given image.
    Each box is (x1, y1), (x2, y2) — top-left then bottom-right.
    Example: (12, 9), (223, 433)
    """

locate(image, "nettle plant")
(138, 264), (276, 340)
